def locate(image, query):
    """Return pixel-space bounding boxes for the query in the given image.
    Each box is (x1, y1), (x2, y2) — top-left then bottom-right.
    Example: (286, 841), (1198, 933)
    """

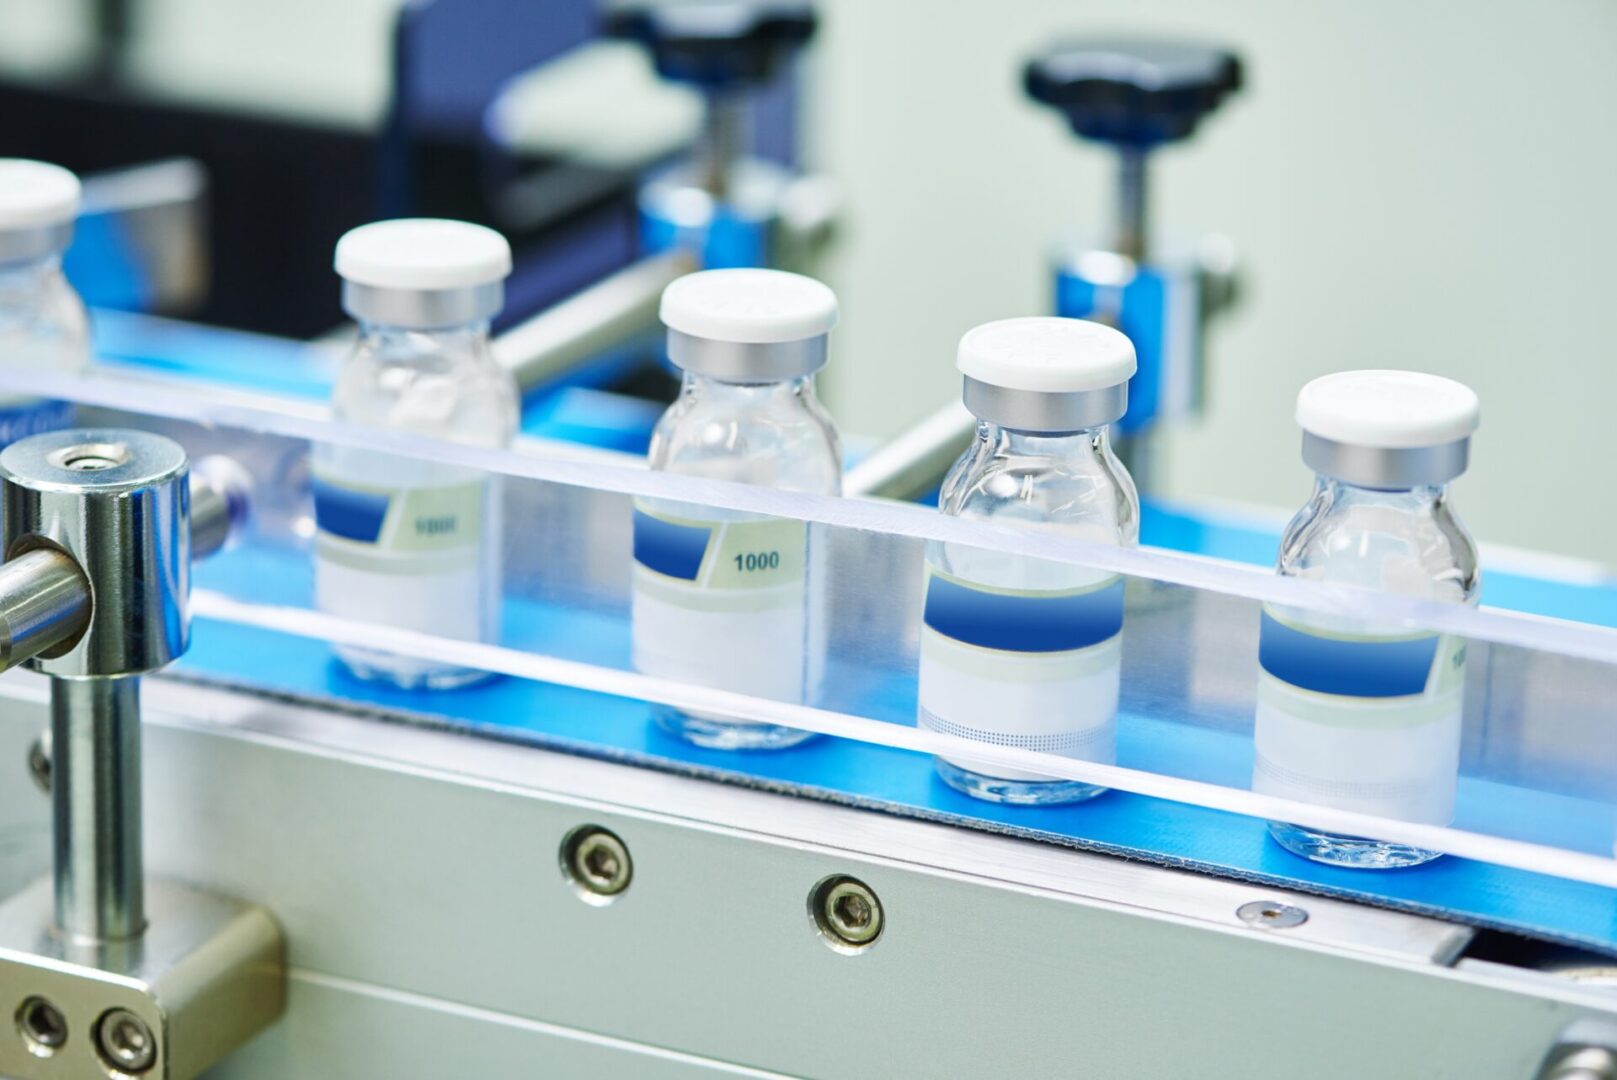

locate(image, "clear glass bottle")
(631, 267), (841, 750)
(0, 159), (87, 445)
(312, 219), (519, 690)
(1253, 369), (1480, 868)
(918, 317), (1139, 804)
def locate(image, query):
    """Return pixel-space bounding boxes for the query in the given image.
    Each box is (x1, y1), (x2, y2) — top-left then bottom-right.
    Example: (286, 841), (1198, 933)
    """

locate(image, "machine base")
(0, 877), (284, 1079)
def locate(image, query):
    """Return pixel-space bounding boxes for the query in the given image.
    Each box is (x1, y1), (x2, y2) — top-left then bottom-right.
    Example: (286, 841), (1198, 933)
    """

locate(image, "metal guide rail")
(0, 365), (1609, 958)
(86, 310), (1617, 629)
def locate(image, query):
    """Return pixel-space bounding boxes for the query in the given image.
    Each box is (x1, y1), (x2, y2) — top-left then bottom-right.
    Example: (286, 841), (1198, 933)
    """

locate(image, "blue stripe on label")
(923, 575), (1125, 654)
(0, 399), (75, 447)
(1258, 611), (1438, 698)
(312, 478), (391, 544)
(632, 509), (713, 582)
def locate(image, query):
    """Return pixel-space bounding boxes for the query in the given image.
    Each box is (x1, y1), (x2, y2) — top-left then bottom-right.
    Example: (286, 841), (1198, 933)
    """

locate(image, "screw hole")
(48, 442), (131, 473)
(26, 729), (50, 794)
(834, 892), (872, 930)
(15, 996), (67, 1058)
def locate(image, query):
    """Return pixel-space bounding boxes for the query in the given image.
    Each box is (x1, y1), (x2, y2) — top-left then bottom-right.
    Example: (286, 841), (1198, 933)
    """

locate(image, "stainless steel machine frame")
(1, 673), (1612, 1079)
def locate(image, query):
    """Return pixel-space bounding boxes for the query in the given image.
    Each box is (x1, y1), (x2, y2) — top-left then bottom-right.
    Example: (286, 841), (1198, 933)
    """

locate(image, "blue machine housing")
(1055, 250), (1201, 435)
(640, 186), (775, 270)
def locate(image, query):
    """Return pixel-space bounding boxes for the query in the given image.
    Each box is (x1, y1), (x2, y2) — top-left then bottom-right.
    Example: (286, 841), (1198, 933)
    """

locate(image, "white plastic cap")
(956, 317), (1136, 393)
(0, 160), (81, 231)
(335, 219), (512, 291)
(1296, 370), (1480, 449)
(660, 268), (838, 344)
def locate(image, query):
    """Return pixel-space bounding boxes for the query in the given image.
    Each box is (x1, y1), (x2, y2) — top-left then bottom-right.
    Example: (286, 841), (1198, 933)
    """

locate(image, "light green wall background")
(2, 0), (1615, 561)
(805, 1), (1617, 563)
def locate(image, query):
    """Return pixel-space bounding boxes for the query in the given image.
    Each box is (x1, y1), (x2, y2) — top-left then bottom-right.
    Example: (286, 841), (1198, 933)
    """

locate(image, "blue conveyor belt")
(180, 544), (1617, 955)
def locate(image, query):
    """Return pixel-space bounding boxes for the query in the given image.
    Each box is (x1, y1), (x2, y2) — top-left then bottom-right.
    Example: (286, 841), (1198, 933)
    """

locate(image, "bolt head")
(1237, 900), (1309, 930)
(811, 876), (884, 952)
(15, 996), (68, 1058)
(562, 826), (632, 903)
(96, 1008), (157, 1074)
(1546, 1047), (1617, 1080)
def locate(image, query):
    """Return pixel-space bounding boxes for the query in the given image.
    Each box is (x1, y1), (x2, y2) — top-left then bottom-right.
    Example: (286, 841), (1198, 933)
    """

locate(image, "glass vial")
(632, 268), (842, 750)
(313, 219), (520, 690)
(918, 317), (1139, 804)
(1253, 369), (1481, 868)
(0, 159), (87, 445)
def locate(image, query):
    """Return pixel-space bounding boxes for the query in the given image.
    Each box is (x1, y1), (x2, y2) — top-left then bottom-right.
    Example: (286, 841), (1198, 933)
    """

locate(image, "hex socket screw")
(1236, 900), (1308, 930)
(809, 875), (884, 954)
(95, 1007), (157, 1075)
(15, 995), (68, 1058)
(561, 826), (633, 904)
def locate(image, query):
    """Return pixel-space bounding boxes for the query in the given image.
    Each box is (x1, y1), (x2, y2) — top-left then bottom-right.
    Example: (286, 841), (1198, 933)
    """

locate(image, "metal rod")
(1112, 149), (1153, 491)
(1115, 147), (1149, 263)
(695, 91), (744, 200)
(189, 458), (252, 560)
(52, 675), (144, 941)
(843, 401), (978, 501)
(495, 250), (696, 394)
(190, 476), (232, 561)
(0, 548), (91, 670)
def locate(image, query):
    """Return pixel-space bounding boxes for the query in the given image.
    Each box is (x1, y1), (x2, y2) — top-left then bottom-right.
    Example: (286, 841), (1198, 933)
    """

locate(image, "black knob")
(1024, 38), (1242, 147)
(603, 2), (817, 91)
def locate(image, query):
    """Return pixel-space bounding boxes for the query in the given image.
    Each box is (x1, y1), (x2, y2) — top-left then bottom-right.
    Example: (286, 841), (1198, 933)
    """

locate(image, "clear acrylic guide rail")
(5, 365), (1617, 893)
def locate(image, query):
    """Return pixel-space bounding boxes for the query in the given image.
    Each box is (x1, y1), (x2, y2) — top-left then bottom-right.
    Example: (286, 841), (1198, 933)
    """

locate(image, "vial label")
(1252, 606), (1466, 824)
(0, 396), (74, 447)
(630, 500), (819, 705)
(917, 567), (1125, 781)
(311, 453), (500, 653)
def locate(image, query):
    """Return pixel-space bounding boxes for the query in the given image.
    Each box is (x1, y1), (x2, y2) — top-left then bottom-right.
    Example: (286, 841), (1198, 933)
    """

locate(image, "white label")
(917, 565), (1125, 781)
(630, 499), (821, 708)
(311, 448), (501, 677)
(1251, 605), (1466, 824)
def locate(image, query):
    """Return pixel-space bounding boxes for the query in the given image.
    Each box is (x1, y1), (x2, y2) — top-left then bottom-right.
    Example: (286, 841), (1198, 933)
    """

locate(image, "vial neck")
(0, 254), (65, 299)
(1316, 474), (1449, 507)
(684, 371), (816, 402)
(356, 320), (491, 358)
(985, 421), (1113, 459)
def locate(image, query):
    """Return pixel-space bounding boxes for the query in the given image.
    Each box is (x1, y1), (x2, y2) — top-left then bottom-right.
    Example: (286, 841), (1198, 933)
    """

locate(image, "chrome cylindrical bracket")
(0, 427), (190, 678)
(0, 428), (193, 943)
